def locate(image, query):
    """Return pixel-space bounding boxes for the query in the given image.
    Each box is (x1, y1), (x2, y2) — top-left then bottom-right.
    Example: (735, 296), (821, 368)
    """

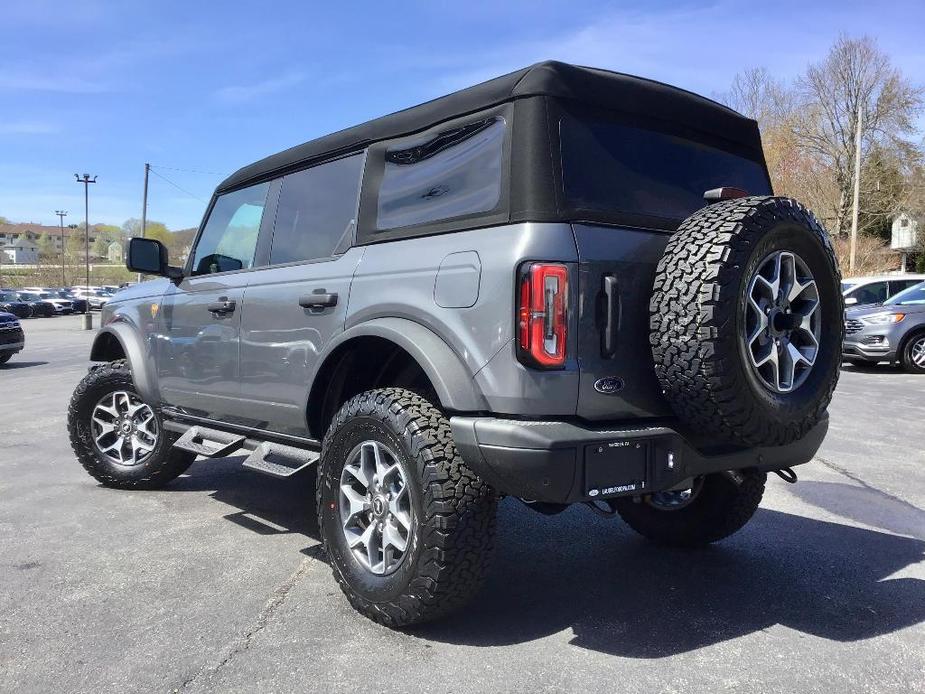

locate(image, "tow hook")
(774, 467), (798, 484)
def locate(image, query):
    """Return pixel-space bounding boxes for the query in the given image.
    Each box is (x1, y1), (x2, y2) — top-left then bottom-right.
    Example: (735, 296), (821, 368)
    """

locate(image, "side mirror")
(844, 296), (858, 306)
(126, 238), (182, 281)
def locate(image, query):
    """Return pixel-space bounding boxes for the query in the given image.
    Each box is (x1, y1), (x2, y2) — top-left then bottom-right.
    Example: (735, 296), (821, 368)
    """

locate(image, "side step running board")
(173, 426), (246, 458)
(242, 442), (320, 478)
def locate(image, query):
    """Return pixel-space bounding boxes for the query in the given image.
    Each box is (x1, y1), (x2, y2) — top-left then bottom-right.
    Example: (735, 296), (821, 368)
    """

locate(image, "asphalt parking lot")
(1, 316), (923, 693)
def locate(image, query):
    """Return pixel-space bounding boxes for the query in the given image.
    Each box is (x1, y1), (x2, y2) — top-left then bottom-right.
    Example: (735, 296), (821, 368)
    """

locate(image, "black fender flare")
(89, 323), (160, 404)
(311, 317), (487, 413)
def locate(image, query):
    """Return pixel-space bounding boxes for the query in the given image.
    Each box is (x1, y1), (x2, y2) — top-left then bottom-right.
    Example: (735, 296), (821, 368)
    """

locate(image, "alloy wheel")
(339, 440), (413, 576)
(90, 391), (159, 466)
(744, 250), (821, 393)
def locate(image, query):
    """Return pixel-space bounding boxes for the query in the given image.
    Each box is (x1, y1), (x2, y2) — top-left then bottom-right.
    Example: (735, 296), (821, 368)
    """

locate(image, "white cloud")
(0, 120), (60, 135)
(213, 72), (305, 105)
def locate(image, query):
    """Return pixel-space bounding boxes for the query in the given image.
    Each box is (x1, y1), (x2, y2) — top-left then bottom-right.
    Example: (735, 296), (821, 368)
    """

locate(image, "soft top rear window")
(560, 114), (771, 229)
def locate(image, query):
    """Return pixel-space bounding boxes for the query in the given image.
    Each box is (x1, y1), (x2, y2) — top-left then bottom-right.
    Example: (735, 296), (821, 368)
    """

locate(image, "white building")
(2, 237), (40, 264)
(891, 213), (921, 273)
(107, 241), (123, 263)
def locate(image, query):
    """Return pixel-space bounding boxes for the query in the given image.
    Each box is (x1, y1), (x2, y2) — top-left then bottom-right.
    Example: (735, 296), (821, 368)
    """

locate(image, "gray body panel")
(238, 248), (365, 435)
(93, 219), (684, 431)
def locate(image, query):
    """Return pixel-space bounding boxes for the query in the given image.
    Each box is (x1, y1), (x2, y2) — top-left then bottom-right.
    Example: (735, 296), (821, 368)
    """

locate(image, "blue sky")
(1, 0), (923, 231)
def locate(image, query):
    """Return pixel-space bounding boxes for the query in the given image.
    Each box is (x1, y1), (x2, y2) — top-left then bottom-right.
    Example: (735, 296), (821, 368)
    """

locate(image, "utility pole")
(139, 163), (150, 282)
(55, 210), (67, 286)
(849, 105), (863, 273)
(74, 174), (97, 288)
(75, 174), (97, 330)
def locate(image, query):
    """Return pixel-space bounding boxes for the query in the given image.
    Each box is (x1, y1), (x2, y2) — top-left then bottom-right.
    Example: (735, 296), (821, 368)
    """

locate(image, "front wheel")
(901, 332), (925, 374)
(67, 360), (195, 489)
(317, 388), (497, 627)
(613, 470), (767, 547)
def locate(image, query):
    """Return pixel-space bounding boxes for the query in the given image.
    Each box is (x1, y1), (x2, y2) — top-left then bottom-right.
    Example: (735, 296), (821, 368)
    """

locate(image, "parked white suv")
(842, 274), (925, 307)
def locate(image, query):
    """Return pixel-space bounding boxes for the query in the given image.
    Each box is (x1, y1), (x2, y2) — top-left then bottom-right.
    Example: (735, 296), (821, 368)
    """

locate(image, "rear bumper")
(450, 414), (828, 503)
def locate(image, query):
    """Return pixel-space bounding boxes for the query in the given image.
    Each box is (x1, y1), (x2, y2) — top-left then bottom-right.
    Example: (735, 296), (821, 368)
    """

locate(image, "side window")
(376, 117), (505, 230)
(191, 182), (270, 276)
(852, 281), (888, 305)
(890, 280), (919, 295)
(270, 153), (364, 265)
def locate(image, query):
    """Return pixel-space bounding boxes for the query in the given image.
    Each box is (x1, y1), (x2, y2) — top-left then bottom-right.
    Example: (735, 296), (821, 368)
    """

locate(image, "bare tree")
(792, 35), (923, 235)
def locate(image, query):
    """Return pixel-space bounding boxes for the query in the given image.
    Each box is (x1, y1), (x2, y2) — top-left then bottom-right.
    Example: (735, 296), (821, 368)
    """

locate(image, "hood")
(847, 303), (925, 318)
(0, 311), (16, 321)
(105, 278), (170, 304)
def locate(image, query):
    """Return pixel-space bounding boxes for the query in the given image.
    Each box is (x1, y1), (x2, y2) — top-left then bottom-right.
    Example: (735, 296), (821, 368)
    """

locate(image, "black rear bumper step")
(450, 414), (828, 504)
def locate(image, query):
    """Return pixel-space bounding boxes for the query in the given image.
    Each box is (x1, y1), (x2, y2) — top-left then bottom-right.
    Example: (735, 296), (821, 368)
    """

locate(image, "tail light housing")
(517, 262), (568, 369)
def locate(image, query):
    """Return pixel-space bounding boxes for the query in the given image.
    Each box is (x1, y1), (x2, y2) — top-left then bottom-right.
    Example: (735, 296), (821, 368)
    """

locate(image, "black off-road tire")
(614, 470), (766, 547)
(317, 388), (497, 627)
(67, 360), (195, 489)
(651, 196), (843, 447)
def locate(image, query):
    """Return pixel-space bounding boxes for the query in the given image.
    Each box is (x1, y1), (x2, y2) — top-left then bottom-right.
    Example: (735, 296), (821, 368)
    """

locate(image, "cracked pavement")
(1, 316), (923, 693)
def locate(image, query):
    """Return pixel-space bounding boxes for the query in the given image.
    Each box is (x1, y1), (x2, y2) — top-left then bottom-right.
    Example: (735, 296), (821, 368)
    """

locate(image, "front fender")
(90, 323), (160, 404)
(315, 317), (487, 412)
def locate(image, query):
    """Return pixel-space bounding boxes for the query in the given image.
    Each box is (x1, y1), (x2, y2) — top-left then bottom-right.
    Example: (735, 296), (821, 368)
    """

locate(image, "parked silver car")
(844, 281), (925, 373)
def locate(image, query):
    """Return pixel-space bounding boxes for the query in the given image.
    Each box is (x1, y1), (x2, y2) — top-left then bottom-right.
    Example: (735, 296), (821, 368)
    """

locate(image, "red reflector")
(517, 263), (568, 368)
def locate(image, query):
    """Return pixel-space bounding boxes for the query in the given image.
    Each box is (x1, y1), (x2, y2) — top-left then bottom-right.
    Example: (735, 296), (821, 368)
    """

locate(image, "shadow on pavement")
(167, 460), (925, 658)
(840, 362), (907, 375)
(0, 361), (49, 370)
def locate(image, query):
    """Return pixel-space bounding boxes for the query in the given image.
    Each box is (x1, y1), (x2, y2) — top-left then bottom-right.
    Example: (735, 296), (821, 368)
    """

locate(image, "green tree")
(37, 233), (56, 260)
(0, 216), (9, 225)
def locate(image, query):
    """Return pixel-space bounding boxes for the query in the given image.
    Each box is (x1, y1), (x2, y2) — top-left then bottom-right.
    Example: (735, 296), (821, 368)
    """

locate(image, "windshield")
(885, 282), (925, 306)
(0, 292), (18, 301)
(841, 281), (859, 292)
(18, 293), (39, 301)
(38, 293), (56, 299)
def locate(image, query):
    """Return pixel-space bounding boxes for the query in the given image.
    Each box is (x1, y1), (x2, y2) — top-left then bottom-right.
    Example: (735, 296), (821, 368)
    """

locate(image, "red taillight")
(517, 262), (568, 369)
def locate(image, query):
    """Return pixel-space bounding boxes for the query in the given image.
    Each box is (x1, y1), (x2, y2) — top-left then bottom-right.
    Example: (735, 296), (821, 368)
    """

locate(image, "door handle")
(299, 292), (338, 310)
(207, 298), (236, 315)
(601, 275), (619, 358)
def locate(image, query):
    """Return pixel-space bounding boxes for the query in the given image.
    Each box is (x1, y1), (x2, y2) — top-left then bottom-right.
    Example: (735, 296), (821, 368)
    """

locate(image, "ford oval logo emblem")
(594, 377), (624, 394)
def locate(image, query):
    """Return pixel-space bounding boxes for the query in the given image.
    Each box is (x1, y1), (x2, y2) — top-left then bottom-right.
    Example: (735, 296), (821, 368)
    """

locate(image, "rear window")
(375, 117), (505, 231)
(560, 116), (771, 227)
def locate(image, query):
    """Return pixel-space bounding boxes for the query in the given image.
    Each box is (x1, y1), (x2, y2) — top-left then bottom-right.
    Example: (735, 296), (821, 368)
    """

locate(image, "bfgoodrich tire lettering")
(650, 196), (843, 447)
(67, 360), (195, 489)
(317, 388), (496, 627)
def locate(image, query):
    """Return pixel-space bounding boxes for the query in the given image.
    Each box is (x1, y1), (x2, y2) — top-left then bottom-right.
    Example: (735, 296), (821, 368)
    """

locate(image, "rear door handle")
(601, 275), (619, 358)
(299, 292), (338, 310)
(207, 298), (236, 315)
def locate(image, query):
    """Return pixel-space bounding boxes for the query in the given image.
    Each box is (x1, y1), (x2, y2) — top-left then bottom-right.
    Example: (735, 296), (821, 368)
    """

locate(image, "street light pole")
(55, 210), (67, 286)
(74, 174), (97, 289)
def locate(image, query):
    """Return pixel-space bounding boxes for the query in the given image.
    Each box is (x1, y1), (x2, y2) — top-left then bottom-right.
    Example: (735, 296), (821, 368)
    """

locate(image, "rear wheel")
(901, 332), (925, 374)
(614, 470), (767, 547)
(67, 361), (195, 489)
(317, 387), (497, 626)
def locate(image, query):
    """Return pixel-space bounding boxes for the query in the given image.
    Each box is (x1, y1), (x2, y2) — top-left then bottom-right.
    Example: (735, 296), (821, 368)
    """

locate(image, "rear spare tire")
(650, 196), (843, 447)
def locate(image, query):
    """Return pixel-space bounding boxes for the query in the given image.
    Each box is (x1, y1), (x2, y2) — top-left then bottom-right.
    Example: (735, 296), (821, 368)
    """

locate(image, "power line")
(148, 168), (208, 203)
(149, 164), (228, 176)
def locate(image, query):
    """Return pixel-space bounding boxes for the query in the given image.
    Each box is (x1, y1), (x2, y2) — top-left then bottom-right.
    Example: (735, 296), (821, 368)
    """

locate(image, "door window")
(270, 153), (365, 265)
(191, 182), (270, 276)
(850, 281), (888, 305)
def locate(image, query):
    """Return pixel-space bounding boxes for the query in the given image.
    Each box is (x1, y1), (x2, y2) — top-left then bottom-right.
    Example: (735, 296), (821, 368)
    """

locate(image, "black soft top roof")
(218, 61), (760, 194)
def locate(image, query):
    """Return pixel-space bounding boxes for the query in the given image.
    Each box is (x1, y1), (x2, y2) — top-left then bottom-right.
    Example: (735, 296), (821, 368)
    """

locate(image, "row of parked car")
(841, 274), (925, 374)
(0, 286), (120, 319)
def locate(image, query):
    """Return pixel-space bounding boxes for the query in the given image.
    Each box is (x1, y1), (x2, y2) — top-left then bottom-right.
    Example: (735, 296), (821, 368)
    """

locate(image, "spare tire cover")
(650, 196), (843, 447)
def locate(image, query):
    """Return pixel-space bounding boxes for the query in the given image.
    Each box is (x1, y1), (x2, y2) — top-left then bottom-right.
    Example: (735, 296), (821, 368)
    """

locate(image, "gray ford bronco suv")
(68, 62), (842, 626)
